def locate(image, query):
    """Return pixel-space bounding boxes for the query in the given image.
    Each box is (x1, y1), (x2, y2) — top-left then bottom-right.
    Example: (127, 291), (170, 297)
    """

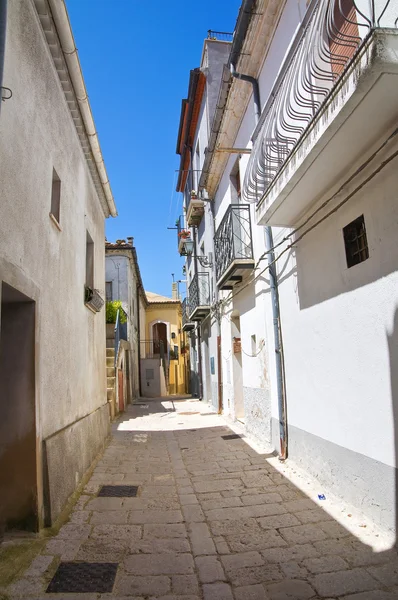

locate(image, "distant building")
(141, 291), (189, 397)
(0, 0), (116, 530)
(105, 239), (146, 416)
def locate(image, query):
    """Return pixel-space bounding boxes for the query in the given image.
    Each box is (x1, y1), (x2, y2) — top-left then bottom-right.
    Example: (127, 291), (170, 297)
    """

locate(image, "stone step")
(106, 366), (115, 378)
(106, 348), (115, 358)
(107, 377), (115, 387)
(107, 388), (115, 402)
(106, 357), (114, 367)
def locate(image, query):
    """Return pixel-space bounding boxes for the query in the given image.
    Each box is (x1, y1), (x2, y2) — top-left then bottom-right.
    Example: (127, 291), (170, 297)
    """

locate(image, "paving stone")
(124, 552), (194, 575)
(179, 486), (195, 494)
(172, 574), (200, 595)
(24, 554), (54, 577)
(55, 523), (92, 539)
(193, 479), (242, 493)
(182, 504), (205, 522)
(7, 577), (45, 598)
(265, 579), (316, 599)
(132, 537), (191, 553)
(202, 582), (234, 600)
(188, 522), (217, 555)
(348, 548), (398, 567)
(91, 510), (129, 524)
(367, 562), (398, 586)
(140, 485), (177, 497)
(210, 518), (260, 537)
(295, 509), (334, 524)
(195, 555), (226, 583)
(227, 564), (283, 586)
(280, 561), (308, 578)
(180, 494), (199, 505)
(303, 555), (349, 574)
(143, 523), (187, 538)
(262, 543), (319, 564)
(311, 568), (379, 597)
(116, 575), (171, 596)
(283, 499), (316, 512)
(76, 538), (127, 561)
(234, 584), (269, 600)
(279, 523), (328, 545)
(90, 524), (142, 540)
(206, 503), (286, 521)
(226, 529), (287, 552)
(86, 497), (124, 511)
(258, 513), (301, 530)
(44, 539), (81, 560)
(341, 592), (398, 600)
(221, 551), (264, 571)
(201, 497), (243, 510)
(129, 509), (183, 524)
(149, 596), (200, 600)
(241, 493), (283, 505)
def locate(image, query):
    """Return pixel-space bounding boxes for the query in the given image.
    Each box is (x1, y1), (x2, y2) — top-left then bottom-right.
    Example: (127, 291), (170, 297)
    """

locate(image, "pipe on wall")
(229, 0), (288, 459)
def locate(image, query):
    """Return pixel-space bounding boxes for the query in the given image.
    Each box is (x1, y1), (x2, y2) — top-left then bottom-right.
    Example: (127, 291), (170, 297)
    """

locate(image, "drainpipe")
(230, 67), (288, 459)
(210, 201), (223, 413)
(193, 226), (204, 400)
(0, 0), (7, 115)
(136, 285), (142, 398)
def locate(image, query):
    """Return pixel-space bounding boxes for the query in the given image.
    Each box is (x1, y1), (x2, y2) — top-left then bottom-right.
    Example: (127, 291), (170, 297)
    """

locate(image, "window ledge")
(49, 212), (62, 231)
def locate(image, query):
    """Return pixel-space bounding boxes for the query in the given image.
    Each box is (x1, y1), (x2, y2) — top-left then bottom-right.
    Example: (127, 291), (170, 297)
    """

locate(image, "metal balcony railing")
(140, 339), (165, 360)
(243, 0), (398, 204)
(214, 205), (254, 283)
(182, 298), (189, 327)
(207, 30), (233, 42)
(189, 273), (210, 316)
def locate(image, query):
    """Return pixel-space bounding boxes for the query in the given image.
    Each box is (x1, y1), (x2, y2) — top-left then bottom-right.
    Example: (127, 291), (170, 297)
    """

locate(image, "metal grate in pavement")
(98, 485), (139, 497)
(46, 562), (118, 593)
(221, 434), (242, 440)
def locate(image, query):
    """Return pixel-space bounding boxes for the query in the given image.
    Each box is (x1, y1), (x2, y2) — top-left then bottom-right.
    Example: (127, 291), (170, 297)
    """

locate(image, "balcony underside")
(190, 306), (210, 321)
(217, 259), (255, 290)
(182, 321), (195, 332)
(256, 30), (398, 228)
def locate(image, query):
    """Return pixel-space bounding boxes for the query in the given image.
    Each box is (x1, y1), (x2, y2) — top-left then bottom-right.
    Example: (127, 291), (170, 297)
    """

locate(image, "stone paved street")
(6, 397), (398, 599)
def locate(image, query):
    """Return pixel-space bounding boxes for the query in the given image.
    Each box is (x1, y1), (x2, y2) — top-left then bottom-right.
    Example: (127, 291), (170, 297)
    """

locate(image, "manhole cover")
(46, 562), (118, 593)
(178, 411), (200, 415)
(222, 434), (241, 440)
(98, 485), (139, 497)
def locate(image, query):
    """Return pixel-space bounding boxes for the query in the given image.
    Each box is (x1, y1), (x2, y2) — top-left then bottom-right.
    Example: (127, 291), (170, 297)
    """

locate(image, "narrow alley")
(5, 397), (398, 600)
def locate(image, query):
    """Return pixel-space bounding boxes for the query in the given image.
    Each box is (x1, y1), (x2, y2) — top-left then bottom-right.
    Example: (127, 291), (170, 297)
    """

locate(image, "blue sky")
(66, 0), (241, 298)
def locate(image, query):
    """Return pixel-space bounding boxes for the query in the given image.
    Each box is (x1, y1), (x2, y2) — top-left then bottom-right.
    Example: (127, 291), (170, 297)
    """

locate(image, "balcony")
(242, 1), (398, 227)
(177, 216), (191, 256)
(188, 272), (211, 321)
(214, 204), (255, 290)
(182, 298), (195, 332)
(186, 195), (205, 227)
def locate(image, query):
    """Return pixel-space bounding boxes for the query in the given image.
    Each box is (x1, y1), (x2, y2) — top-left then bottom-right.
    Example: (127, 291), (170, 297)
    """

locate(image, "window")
(105, 282), (112, 302)
(50, 169), (61, 224)
(343, 215), (369, 268)
(85, 231), (94, 288)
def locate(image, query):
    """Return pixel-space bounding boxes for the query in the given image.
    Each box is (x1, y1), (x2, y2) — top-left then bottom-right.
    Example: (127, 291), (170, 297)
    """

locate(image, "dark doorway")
(0, 283), (37, 532)
(152, 322), (168, 357)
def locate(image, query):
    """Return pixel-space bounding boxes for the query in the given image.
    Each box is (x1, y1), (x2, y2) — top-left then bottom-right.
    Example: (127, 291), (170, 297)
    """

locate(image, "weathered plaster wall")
(0, 0), (110, 524)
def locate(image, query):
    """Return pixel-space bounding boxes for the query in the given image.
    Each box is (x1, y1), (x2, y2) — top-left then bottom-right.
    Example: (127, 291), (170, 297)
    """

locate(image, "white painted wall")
(0, 0), (111, 524)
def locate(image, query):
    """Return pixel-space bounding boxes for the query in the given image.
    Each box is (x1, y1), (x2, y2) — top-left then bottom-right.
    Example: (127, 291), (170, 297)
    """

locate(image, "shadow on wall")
(295, 153), (398, 310)
(388, 306), (398, 546)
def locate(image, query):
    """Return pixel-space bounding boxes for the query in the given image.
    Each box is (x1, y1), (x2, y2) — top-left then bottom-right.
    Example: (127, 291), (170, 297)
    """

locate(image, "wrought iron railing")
(214, 204), (254, 282)
(243, 0), (398, 204)
(114, 307), (128, 366)
(140, 339), (165, 360)
(207, 30), (233, 42)
(189, 272), (210, 315)
(182, 298), (190, 326)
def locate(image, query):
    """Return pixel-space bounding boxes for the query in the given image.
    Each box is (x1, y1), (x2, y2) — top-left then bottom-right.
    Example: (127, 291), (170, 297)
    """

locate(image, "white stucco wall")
(0, 0), (111, 524)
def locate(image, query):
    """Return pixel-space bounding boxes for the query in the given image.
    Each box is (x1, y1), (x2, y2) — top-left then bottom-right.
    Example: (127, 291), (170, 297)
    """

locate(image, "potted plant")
(190, 190), (198, 199)
(178, 230), (191, 239)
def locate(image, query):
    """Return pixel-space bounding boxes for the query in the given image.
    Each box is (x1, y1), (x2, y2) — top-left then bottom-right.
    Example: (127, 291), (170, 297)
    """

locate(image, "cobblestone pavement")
(6, 397), (398, 599)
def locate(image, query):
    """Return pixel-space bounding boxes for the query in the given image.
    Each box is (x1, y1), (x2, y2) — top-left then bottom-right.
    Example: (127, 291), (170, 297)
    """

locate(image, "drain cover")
(222, 434), (241, 440)
(46, 562), (118, 593)
(98, 485), (138, 497)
